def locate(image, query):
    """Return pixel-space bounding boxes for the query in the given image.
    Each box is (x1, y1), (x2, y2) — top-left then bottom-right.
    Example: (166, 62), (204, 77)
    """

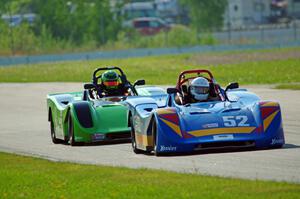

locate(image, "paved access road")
(0, 83), (299, 183)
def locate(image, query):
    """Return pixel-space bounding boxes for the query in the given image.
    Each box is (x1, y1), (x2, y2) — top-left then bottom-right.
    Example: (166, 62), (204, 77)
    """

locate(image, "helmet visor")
(191, 86), (209, 94)
(103, 81), (119, 87)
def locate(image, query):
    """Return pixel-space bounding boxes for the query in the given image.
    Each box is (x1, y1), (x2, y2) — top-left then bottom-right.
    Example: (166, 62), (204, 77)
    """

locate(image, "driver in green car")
(101, 70), (129, 96)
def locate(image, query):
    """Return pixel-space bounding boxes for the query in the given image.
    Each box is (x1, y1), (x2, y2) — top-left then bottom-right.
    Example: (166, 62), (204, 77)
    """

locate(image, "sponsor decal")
(271, 138), (284, 145)
(92, 134), (105, 140)
(213, 134), (234, 141)
(160, 145), (177, 152)
(202, 123), (219, 128)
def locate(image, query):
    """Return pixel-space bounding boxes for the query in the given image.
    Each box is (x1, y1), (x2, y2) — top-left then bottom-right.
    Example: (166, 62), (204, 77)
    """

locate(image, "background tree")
(0, 0), (32, 14)
(181, 0), (228, 32)
(30, 0), (121, 46)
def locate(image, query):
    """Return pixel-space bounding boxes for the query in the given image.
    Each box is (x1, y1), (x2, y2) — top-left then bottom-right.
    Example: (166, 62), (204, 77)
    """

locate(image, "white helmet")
(190, 77), (209, 101)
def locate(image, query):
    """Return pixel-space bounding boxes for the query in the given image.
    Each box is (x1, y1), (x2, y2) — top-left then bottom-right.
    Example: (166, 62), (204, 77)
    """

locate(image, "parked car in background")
(121, 1), (158, 28)
(1, 13), (36, 27)
(133, 17), (170, 35)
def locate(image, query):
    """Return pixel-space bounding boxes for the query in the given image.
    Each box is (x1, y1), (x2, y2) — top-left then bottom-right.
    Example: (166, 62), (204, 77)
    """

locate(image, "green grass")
(0, 152), (299, 199)
(0, 48), (300, 87)
(275, 83), (300, 90)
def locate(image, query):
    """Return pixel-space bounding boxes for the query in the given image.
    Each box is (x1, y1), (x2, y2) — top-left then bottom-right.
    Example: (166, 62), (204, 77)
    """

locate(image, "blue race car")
(127, 69), (285, 155)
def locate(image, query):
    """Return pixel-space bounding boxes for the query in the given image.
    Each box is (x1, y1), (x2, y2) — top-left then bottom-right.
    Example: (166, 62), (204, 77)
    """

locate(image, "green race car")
(47, 66), (165, 146)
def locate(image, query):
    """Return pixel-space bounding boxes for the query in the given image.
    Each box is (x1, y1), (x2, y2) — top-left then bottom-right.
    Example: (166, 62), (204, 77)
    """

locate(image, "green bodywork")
(47, 91), (130, 143)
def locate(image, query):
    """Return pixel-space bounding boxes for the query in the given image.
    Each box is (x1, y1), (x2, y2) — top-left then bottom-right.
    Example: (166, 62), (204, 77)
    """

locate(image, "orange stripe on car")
(263, 110), (279, 131)
(157, 109), (176, 115)
(261, 102), (279, 107)
(160, 118), (182, 137)
(189, 127), (256, 137)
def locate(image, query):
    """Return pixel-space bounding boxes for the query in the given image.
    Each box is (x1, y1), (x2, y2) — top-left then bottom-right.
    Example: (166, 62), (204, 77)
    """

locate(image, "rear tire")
(50, 113), (60, 144)
(130, 115), (144, 154)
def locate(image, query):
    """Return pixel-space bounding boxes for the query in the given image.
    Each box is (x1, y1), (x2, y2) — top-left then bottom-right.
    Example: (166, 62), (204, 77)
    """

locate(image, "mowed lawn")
(0, 152), (299, 199)
(0, 48), (299, 87)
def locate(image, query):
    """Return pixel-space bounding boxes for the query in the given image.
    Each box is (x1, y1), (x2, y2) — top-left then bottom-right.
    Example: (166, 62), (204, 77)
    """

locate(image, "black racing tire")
(50, 113), (60, 144)
(68, 114), (81, 146)
(152, 119), (161, 156)
(130, 115), (144, 154)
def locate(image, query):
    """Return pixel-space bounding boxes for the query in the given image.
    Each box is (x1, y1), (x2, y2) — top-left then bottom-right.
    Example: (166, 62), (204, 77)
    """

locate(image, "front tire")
(130, 115), (144, 154)
(152, 119), (161, 156)
(50, 113), (60, 144)
(68, 114), (80, 146)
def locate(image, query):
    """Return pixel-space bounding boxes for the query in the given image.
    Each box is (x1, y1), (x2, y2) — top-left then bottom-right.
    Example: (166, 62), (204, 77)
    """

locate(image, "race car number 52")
(222, 116), (250, 127)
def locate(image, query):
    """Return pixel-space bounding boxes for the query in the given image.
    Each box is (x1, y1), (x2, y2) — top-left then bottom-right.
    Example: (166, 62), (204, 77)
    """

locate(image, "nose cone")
(179, 101), (258, 135)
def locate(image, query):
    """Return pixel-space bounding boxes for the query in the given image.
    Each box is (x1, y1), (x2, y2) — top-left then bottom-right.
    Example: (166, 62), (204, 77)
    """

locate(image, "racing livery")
(47, 66), (166, 146)
(127, 69), (285, 155)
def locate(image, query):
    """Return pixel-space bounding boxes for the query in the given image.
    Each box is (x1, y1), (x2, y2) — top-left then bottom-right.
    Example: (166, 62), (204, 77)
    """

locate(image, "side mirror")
(134, 79), (145, 87)
(167, 88), (179, 94)
(84, 83), (95, 90)
(225, 82), (239, 92)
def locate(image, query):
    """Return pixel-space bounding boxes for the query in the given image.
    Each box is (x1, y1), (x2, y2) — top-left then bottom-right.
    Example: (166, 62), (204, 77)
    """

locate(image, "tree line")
(0, 0), (227, 54)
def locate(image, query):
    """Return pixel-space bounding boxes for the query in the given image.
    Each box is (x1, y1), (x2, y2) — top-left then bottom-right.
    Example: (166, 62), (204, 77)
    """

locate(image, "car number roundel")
(222, 116), (250, 127)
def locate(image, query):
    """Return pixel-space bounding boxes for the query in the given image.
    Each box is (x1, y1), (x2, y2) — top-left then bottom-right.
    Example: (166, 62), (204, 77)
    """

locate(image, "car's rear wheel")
(68, 114), (80, 146)
(130, 115), (144, 154)
(50, 112), (60, 144)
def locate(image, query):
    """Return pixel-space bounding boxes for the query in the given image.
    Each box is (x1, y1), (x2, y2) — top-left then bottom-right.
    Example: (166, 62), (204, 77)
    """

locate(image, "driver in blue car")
(175, 77), (211, 105)
(176, 76), (221, 104)
(101, 70), (129, 96)
(186, 77), (210, 103)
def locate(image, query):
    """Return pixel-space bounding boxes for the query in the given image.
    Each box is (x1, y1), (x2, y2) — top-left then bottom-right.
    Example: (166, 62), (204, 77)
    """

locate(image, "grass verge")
(275, 83), (300, 90)
(0, 152), (299, 199)
(0, 48), (299, 88)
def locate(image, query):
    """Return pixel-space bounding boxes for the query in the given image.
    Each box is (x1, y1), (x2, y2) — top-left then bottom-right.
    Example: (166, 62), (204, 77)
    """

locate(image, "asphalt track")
(0, 83), (299, 183)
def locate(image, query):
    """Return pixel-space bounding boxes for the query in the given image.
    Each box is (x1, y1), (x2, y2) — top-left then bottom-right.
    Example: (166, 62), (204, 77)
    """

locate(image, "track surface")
(0, 83), (299, 183)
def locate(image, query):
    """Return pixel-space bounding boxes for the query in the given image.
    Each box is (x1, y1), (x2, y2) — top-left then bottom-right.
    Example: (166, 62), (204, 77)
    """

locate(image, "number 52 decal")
(222, 116), (250, 127)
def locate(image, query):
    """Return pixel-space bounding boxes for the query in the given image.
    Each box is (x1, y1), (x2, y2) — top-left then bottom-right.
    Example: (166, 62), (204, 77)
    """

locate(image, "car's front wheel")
(50, 113), (60, 144)
(68, 114), (80, 146)
(130, 115), (144, 154)
(152, 119), (161, 156)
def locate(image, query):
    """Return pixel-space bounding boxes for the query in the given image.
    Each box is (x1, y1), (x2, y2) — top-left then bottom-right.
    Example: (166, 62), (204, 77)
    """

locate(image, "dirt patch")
(189, 49), (300, 65)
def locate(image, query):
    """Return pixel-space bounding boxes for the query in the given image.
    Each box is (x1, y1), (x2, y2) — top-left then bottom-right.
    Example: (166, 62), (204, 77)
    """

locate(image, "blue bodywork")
(127, 88), (285, 155)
